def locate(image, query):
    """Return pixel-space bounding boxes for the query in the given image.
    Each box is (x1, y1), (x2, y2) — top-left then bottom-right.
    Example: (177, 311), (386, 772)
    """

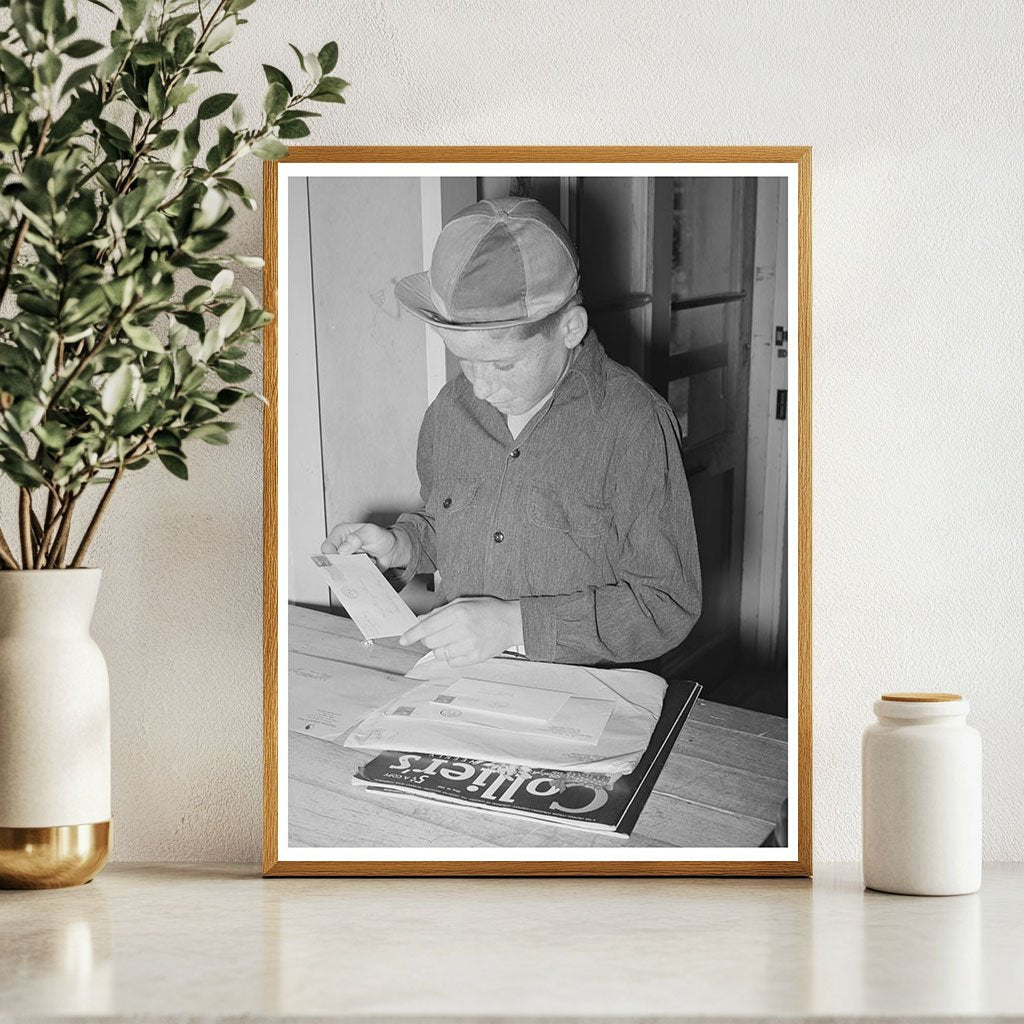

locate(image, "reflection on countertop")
(2, 862), (1021, 1020)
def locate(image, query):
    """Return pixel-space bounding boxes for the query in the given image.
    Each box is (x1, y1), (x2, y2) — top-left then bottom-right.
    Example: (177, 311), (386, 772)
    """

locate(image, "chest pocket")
(429, 479), (480, 516)
(527, 484), (609, 538)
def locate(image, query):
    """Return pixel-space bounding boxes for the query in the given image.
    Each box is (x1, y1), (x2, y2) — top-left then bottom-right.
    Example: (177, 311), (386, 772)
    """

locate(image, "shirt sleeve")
(518, 397), (702, 666)
(390, 399), (440, 586)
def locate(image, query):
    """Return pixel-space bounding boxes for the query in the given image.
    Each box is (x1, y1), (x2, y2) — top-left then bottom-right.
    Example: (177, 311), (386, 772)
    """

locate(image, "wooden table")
(287, 605), (787, 848)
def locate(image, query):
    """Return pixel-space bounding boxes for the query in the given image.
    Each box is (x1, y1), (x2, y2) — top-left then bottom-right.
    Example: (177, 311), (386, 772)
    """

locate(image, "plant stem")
(36, 487), (65, 566)
(42, 488), (56, 533)
(71, 466), (123, 568)
(29, 506), (43, 546)
(45, 298), (140, 414)
(18, 489), (34, 569)
(0, 113), (52, 309)
(0, 526), (19, 570)
(45, 492), (78, 569)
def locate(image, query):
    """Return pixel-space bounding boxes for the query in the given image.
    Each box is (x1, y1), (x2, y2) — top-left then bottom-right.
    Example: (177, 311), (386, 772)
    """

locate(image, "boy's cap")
(395, 197), (580, 331)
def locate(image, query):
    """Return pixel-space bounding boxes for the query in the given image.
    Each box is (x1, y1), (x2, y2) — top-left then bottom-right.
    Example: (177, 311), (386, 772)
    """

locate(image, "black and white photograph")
(265, 151), (809, 875)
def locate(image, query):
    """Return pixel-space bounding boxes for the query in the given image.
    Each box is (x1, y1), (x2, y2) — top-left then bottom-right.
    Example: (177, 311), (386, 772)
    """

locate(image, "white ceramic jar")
(862, 692), (981, 895)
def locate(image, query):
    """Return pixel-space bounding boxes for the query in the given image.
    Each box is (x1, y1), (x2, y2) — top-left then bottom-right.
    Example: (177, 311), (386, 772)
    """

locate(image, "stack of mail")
(344, 653), (667, 775)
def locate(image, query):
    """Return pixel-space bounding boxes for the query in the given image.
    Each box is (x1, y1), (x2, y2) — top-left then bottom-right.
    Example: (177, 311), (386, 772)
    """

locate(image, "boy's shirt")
(392, 331), (702, 666)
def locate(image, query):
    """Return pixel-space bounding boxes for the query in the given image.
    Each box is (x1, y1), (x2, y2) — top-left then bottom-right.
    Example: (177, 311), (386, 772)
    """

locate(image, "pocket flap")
(527, 485), (608, 536)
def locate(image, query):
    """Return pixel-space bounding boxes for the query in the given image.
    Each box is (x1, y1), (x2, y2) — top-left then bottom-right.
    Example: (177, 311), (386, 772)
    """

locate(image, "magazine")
(352, 679), (701, 837)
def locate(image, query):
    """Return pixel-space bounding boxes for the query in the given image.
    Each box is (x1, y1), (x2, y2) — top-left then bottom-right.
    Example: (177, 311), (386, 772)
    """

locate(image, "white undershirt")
(504, 345), (579, 439)
(505, 388), (556, 439)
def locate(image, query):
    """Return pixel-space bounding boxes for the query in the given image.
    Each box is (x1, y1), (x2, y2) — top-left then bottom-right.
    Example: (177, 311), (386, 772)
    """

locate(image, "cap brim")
(394, 272), (550, 331)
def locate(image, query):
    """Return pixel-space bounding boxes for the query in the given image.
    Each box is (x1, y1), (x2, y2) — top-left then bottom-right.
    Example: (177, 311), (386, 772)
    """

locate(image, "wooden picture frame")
(263, 147), (812, 877)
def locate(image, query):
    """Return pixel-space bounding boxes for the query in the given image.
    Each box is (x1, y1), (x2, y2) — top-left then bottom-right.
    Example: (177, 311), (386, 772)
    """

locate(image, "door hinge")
(775, 326), (788, 345)
(775, 389), (788, 420)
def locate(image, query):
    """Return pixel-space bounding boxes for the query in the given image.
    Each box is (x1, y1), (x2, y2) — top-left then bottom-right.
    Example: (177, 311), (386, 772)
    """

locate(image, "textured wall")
(76, 1), (1023, 862)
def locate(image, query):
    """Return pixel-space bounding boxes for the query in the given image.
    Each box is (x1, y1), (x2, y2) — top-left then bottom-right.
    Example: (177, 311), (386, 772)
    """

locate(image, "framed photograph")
(263, 147), (811, 876)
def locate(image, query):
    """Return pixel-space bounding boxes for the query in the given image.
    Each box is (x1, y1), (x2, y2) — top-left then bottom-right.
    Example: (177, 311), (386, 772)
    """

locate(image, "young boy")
(323, 196), (701, 669)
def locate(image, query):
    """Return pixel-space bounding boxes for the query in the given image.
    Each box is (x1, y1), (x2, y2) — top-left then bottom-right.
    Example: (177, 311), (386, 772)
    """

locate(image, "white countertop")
(2, 862), (1022, 1021)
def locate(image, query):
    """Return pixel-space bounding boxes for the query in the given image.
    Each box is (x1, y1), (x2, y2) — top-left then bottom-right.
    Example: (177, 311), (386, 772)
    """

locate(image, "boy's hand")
(321, 523), (410, 571)
(399, 597), (524, 669)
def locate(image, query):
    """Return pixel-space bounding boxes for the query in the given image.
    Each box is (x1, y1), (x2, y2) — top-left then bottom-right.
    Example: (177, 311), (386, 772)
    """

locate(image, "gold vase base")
(0, 821), (110, 889)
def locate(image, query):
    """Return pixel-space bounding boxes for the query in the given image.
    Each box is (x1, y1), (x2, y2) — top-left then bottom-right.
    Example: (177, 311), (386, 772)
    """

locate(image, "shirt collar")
(556, 328), (608, 414)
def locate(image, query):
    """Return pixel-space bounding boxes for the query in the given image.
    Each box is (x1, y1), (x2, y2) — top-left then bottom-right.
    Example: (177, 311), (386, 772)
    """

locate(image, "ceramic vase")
(0, 569), (111, 888)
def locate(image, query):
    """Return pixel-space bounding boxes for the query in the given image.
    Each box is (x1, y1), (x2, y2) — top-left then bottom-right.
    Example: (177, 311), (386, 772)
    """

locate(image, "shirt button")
(509, 448), (520, 459)
(442, 497), (452, 508)
(493, 530), (504, 543)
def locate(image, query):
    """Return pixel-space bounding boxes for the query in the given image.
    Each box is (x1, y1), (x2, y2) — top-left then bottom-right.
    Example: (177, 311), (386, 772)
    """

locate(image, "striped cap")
(395, 197), (580, 331)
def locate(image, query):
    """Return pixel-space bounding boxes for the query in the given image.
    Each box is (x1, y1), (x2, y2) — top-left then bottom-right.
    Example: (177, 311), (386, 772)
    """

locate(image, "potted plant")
(0, 0), (345, 887)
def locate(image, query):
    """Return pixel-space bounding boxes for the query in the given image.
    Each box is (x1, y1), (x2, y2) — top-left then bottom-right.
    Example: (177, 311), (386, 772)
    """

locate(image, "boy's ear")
(561, 304), (588, 348)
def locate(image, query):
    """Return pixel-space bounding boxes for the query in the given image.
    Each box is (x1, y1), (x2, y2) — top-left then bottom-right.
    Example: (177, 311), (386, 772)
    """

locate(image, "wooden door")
(576, 177), (758, 681)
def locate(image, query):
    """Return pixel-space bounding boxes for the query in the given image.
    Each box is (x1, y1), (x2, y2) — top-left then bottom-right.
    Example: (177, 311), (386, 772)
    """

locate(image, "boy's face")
(434, 324), (574, 416)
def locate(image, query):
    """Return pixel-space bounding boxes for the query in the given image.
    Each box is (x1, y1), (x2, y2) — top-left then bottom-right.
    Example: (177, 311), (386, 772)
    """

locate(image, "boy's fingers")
(326, 523), (349, 546)
(400, 607), (452, 646)
(320, 540), (338, 554)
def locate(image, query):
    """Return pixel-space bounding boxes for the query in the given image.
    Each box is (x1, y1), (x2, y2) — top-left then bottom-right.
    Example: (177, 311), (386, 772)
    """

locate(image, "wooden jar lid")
(881, 692), (962, 702)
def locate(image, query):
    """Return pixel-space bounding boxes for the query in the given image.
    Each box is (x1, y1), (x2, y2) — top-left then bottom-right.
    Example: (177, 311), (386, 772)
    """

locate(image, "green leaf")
(42, 0), (66, 33)
(309, 89), (346, 104)
(101, 365), (133, 414)
(198, 91), (236, 119)
(182, 285), (211, 310)
(149, 128), (177, 149)
(0, 346), (30, 371)
(218, 295), (246, 339)
(264, 81), (288, 118)
(38, 51), (62, 86)
(277, 120), (310, 140)
(112, 404), (152, 435)
(132, 42), (168, 66)
(317, 41), (339, 75)
(250, 137), (287, 160)
(173, 26), (196, 65)
(96, 43), (127, 81)
(121, 0), (152, 33)
(299, 50), (321, 80)
(158, 452), (188, 479)
(181, 365), (206, 391)
(0, 50), (33, 87)
(1, 456), (46, 487)
(319, 76), (349, 93)
(9, 399), (45, 432)
(10, 1), (45, 52)
(202, 15), (236, 53)
(210, 269), (234, 294)
(215, 388), (246, 408)
(63, 38), (104, 58)
(34, 421), (70, 449)
(166, 82), (199, 107)
(214, 362), (251, 383)
(262, 63), (292, 95)
(123, 322), (164, 353)
(147, 74), (166, 117)
(189, 422), (230, 445)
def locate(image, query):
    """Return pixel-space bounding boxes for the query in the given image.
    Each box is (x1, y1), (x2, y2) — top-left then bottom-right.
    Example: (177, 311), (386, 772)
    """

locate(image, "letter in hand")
(399, 597), (524, 669)
(322, 523), (406, 570)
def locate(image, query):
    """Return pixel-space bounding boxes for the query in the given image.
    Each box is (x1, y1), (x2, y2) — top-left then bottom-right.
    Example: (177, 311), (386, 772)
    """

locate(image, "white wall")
(78, 0), (1024, 863)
